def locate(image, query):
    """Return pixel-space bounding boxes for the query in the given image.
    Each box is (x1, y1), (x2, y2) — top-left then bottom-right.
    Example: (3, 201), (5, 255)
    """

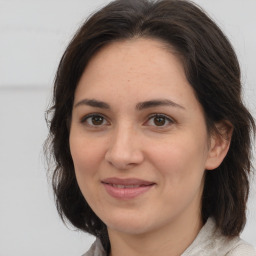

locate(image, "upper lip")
(101, 177), (155, 186)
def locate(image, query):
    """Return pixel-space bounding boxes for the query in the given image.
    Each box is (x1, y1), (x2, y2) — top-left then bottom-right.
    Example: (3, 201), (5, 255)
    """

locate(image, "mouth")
(109, 184), (147, 188)
(101, 178), (155, 200)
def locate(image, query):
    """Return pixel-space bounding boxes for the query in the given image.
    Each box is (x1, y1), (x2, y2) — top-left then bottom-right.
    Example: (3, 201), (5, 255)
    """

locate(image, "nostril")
(104, 132), (144, 169)
(105, 147), (144, 170)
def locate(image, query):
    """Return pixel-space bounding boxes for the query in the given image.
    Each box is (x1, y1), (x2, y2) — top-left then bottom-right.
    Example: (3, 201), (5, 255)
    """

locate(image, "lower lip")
(102, 183), (154, 200)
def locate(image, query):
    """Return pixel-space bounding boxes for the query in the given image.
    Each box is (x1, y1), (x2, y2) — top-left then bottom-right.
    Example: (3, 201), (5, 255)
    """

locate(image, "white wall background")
(0, 1), (255, 255)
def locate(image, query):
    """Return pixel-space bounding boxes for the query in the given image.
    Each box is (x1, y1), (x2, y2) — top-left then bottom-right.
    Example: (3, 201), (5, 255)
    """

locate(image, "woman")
(45, 0), (256, 255)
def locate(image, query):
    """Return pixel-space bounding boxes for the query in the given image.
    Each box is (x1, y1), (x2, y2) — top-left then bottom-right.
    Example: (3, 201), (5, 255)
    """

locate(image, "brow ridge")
(136, 99), (185, 110)
(74, 98), (185, 110)
(74, 99), (110, 109)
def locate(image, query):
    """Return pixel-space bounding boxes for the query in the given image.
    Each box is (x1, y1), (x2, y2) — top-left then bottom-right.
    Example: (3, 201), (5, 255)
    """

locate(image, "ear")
(205, 121), (233, 170)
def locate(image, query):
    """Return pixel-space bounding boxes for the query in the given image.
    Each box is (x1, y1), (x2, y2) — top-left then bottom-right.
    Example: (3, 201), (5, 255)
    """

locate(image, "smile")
(101, 178), (155, 200)
(111, 184), (143, 188)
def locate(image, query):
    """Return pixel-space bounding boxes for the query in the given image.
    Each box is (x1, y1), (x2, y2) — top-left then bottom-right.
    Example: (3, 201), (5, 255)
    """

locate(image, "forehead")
(81, 38), (185, 81)
(74, 38), (199, 112)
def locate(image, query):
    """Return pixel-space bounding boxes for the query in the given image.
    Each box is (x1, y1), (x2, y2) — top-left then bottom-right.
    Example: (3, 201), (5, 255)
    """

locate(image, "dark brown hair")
(45, 0), (255, 251)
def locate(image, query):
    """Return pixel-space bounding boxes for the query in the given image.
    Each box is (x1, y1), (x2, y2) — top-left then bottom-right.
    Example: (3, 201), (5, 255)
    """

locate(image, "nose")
(105, 125), (144, 170)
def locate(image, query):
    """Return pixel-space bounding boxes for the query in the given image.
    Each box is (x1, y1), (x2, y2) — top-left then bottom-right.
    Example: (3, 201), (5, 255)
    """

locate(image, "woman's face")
(69, 38), (216, 236)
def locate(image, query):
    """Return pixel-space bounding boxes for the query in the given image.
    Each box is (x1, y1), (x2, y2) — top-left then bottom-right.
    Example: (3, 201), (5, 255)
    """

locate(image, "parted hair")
(45, 0), (255, 251)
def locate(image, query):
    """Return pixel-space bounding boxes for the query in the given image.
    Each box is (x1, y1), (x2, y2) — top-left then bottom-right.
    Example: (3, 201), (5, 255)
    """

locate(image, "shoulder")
(82, 239), (107, 256)
(182, 218), (256, 256)
(226, 240), (256, 256)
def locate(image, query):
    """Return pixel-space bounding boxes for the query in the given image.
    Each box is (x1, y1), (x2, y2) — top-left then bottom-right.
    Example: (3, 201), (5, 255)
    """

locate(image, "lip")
(101, 177), (155, 200)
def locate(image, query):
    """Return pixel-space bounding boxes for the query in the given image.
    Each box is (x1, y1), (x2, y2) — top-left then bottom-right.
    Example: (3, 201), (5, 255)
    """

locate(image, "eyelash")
(80, 113), (110, 128)
(80, 113), (175, 128)
(146, 114), (175, 128)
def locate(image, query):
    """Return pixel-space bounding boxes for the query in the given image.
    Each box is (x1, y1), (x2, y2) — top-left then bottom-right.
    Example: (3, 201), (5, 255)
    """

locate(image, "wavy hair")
(45, 0), (255, 252)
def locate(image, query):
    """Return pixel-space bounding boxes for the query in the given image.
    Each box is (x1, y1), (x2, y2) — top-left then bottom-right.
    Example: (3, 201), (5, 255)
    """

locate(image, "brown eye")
(91, 116), (104, 125)
(146, 114), (174, 127)
(82, 114), (108, 127)
(153, 116), (166, 126)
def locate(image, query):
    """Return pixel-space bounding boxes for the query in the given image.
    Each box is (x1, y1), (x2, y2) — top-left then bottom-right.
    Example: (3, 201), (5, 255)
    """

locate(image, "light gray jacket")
(82, 218), (256, 256)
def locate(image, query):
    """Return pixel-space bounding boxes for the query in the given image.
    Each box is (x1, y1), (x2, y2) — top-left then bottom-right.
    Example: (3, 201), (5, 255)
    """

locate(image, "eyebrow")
(74, 98), (185, 110)
(74, 99), (110, 109)
(136, 99), (185, 110)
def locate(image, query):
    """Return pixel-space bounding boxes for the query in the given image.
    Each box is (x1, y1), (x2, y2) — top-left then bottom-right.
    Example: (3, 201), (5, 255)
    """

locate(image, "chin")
(103, 211), (153, 235)
(108, 222), (151, 235)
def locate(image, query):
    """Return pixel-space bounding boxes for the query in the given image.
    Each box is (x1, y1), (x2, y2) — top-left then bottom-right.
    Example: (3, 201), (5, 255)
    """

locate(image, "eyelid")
(80, 113), (110, 127)
(145, 113), (175, 127)
(79, 112), (175, 128)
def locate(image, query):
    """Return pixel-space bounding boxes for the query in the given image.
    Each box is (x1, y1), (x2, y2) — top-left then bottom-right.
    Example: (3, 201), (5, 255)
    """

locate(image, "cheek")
(148, 135), (208, 186)
(69, 133), (104, 190)
(69, 137), (105, 208)
(70, 129), (105, 169)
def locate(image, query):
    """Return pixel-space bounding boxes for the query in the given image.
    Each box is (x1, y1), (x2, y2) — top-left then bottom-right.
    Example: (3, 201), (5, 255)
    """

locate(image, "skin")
(69, 38), (230, 256)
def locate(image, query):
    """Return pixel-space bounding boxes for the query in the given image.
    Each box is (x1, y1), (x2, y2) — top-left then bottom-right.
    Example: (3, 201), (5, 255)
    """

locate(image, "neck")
(108, 214), (203, 256)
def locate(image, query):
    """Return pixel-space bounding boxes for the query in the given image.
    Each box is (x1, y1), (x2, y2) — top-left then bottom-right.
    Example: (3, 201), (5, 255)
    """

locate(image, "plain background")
(0, 0), (255, 255)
